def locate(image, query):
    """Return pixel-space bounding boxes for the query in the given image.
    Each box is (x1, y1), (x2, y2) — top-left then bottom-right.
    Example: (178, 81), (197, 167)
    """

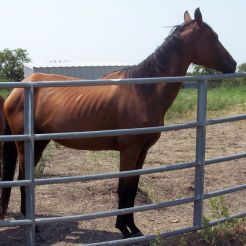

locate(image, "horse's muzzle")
(221, 59), (237, 74)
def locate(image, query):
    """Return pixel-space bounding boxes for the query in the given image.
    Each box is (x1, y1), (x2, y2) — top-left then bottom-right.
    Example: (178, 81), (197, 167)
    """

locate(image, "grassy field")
(165, 85), (246, 123)
(0, 89), (10, 99)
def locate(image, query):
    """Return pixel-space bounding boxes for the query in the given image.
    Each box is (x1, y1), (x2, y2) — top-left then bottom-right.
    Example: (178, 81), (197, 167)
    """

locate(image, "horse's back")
(4, 73), (79, 133)
(4, 73), (122, 147)
(22, 73), (79, 82)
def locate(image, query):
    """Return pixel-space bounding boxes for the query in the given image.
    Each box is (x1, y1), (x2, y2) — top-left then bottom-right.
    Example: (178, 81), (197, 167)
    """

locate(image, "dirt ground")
(0, 120), (245, 245)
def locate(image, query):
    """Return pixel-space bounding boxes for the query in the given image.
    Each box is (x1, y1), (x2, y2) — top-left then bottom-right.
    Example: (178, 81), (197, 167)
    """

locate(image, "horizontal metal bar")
(208, 212), (246, 227)
(32, 77), (192, 88)
(205, 152), (246, 166)
(0, 121), (195, 143)
(0, 219), (32, 227)
(0, 180), (31, 188)
(87, 233), (157, 246)
(206, 114), (246, 125)
(0, 73), (245, 89)
(204, 184), (246, 199)
(35, 160), (196, 185)
(0, 82), (31, 88)
(204, 72), (246, 81)
(88, 211), (246, 245)
(34, 122), (197, 141)
(93, 211), (246, 246)
(35, 196), (195, 225)
(9, 114), (245, 143)
(2, 150), (244, 187)
(87, 226), (198, 246)
(30, 76), (201, 88)
(0, 134), (30, 142)
(28, 72), (246, 88)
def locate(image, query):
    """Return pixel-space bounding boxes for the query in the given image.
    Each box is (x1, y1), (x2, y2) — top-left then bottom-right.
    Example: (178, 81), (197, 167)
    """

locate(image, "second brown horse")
(0, 9), (236, 238)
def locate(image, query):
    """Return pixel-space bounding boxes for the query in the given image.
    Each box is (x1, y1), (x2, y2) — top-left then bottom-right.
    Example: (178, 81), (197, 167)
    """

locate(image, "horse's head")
(181, 8), (236, 73)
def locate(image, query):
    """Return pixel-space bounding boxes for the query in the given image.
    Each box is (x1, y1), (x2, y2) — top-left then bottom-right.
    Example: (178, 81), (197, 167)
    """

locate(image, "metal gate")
(0, 73), (246, 245)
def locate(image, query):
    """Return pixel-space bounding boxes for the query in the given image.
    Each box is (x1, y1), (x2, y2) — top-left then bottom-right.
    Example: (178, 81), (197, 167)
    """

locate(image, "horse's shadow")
(0, 213), (123, 246)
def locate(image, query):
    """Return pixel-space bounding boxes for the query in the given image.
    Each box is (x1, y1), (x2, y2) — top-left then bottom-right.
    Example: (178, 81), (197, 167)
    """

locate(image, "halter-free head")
(181, 8), (236, 73)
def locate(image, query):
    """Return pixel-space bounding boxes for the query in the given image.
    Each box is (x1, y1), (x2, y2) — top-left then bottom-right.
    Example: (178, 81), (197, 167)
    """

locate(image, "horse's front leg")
(116, 148), (148, 238)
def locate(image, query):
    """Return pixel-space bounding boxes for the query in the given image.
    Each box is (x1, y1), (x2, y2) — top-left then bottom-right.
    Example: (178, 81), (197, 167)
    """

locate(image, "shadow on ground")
(0, 213), (123, 246)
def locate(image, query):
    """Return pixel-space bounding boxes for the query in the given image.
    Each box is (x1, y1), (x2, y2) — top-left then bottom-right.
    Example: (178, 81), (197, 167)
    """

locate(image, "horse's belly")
(54, 137), (118, 151)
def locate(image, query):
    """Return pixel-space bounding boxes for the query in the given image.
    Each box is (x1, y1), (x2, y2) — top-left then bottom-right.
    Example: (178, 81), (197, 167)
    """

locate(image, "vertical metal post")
(193, 79), (207, 228)
(24, 85), (35, 245)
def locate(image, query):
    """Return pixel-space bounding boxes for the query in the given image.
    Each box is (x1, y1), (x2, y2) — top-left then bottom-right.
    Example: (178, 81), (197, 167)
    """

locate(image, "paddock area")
(0, 119), (245, 245)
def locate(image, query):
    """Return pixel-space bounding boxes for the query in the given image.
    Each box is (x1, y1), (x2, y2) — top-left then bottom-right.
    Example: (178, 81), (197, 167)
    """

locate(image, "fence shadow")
(0, 213), (123, 245)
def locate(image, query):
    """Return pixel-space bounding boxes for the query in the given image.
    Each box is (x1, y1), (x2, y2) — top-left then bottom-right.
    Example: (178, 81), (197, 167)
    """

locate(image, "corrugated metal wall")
(32, 66), (128, 79)
(24, 66), (33, 77)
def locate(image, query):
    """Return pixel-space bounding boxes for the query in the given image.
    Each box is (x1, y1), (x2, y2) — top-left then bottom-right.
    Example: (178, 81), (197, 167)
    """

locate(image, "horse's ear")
(184, 10), (192, 23)
(194, 8), (203, 25)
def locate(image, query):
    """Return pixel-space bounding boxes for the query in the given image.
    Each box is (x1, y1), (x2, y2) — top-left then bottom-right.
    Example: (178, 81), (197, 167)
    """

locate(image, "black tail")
(0, 120), (17, 218)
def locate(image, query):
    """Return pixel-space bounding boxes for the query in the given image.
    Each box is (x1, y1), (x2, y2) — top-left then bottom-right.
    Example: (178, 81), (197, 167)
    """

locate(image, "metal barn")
(24, 63), (130, 79)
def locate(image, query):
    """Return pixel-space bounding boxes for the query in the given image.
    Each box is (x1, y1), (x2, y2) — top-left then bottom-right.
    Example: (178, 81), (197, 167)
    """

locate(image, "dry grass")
(163, 218), (246, 246)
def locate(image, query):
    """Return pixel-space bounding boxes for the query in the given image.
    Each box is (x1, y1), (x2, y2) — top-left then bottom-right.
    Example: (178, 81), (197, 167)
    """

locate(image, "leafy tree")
(238, 63), (246, 72)
(190, 64), (220, 75)
(0, 48), (31, 82)
(236, 63), (246, 86)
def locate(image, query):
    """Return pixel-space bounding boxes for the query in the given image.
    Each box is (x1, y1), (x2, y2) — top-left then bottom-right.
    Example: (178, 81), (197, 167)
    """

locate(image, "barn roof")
(24, 61), (132, 69)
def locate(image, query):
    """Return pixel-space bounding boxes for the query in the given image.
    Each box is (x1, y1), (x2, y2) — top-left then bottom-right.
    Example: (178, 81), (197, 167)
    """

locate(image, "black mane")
(120, 21), (195, 78)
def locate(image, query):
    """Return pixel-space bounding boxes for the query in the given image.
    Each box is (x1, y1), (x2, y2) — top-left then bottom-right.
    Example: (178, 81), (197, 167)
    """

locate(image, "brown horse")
(0, 8), (236, 238)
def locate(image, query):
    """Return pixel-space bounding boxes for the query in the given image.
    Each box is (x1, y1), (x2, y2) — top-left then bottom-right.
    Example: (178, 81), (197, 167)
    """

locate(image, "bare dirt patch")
(0, 120), (245, 245)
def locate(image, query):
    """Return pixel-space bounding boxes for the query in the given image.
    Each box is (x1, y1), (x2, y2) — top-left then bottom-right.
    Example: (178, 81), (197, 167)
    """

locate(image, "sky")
(0, 0), (245, 66)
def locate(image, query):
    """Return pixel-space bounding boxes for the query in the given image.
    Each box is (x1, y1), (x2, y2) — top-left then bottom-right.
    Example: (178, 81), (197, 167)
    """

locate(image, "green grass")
(207, 86), (246, 111)
(0, 89), (10, 99)
(35, 142), (56, 178)
(166, 85), (246, 123)
(151, 196), (246, 246)
(165, 88), (198, 122)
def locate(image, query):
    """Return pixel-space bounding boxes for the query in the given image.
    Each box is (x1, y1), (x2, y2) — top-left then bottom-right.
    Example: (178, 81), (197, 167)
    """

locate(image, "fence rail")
(0, 73), (246, 245)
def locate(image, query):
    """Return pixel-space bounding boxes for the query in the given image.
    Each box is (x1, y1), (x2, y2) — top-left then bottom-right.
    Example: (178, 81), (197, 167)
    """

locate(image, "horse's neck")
(133, 53), (190, 117)
(158, 56), (190, 115)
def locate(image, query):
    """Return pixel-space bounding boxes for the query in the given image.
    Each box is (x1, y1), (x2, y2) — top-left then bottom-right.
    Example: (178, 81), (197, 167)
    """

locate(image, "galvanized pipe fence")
(0, 73), (246, 245)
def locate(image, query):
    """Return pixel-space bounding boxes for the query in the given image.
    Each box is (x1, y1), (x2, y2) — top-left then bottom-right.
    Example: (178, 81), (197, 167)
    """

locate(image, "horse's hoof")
(130, 231), (144, 238)
(123, 233), (132, 239)
(118, 226), (132, 239)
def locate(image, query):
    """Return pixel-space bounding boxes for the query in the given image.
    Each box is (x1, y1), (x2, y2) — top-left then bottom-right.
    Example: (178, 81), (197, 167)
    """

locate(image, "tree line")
(0, 48), (245, 83)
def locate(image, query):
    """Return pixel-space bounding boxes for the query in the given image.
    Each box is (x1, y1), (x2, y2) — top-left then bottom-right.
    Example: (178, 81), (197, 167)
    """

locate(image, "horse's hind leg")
(18, 140), (50, 216)
(116, 147), (148, 238)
